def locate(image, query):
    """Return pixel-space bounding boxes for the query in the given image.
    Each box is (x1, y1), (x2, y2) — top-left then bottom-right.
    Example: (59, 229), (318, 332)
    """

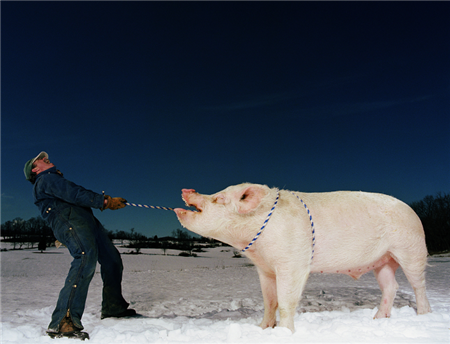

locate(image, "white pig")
(174, 183), (431, 332)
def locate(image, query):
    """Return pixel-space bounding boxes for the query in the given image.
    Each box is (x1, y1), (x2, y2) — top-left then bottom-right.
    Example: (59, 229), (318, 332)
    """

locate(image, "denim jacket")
(33, 167), (105, 227)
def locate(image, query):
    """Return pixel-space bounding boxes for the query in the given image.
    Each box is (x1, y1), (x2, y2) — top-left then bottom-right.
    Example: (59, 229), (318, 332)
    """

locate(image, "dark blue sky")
(2, 2), (449, 238)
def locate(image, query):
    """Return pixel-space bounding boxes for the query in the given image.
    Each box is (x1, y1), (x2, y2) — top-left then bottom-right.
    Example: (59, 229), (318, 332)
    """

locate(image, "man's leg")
(48, 216), (98, 332)
(48, 207), (98, 333)
(94, 220), (132, 317)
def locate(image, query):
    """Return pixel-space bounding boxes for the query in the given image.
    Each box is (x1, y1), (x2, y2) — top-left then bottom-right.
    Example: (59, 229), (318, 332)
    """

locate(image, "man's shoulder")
(35, 168), (65, 187)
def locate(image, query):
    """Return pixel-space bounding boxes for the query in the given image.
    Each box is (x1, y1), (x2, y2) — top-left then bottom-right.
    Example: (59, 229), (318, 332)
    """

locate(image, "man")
(24, 151), (136, 340)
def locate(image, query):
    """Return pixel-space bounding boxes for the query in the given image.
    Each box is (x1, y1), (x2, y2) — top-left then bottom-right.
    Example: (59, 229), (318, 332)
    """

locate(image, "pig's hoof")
(417, 307), (431, 315)
(259, 321), (276, 329)
(373, 311), (391, 319)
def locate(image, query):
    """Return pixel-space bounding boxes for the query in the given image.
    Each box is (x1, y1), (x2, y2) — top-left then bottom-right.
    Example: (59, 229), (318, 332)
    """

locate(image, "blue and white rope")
(291, 193), (316, 261)
(242, 190), (280, 253)
(126, 202), (174, 211)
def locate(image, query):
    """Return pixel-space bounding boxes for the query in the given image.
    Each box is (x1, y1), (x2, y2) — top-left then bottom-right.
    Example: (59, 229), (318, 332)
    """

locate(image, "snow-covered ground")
(1, 244), (449, 343)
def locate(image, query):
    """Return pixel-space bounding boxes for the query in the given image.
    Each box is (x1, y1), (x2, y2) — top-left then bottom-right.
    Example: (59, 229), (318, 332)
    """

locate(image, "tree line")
(2, 192), (449, 254)
(1, 217), (53, 250)
(0, 217), (214, 254)
(409, 192), (450, 254)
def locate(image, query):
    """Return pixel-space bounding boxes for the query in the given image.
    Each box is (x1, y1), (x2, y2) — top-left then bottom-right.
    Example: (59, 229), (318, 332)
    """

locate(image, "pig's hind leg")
(392, 250), (431, 316)
(373, 258), (400, 319)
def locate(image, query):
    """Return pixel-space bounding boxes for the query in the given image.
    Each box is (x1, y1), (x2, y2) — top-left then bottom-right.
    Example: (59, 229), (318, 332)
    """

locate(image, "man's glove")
(104, 196), (127, 210)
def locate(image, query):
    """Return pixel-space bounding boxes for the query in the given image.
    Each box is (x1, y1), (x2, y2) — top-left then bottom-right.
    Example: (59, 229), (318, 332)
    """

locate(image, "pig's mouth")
(187, 204), (202, 212)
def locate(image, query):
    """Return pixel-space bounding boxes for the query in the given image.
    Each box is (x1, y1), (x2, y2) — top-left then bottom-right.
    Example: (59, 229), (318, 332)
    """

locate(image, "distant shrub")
(192, 247), (206, 253)
(179, 251), (197, 257)
(232, 250), (243, 258)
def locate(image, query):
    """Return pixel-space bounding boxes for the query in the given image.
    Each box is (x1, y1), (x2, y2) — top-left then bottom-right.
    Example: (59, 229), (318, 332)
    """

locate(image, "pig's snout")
(181, 189), (203, 212)
(181, 189), (196, 204)
(182, 189), (196, 195)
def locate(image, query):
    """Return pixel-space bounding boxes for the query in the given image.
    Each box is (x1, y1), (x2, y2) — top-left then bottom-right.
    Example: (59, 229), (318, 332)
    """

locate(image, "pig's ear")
(237, 186), (267, 214)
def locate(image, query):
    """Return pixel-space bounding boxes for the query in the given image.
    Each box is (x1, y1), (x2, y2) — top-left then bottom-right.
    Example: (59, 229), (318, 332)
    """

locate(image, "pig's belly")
(310, 253), (393, 280)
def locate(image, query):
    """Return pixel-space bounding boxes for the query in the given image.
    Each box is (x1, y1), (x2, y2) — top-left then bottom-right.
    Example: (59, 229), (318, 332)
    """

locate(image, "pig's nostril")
(182, 189), (196, 193)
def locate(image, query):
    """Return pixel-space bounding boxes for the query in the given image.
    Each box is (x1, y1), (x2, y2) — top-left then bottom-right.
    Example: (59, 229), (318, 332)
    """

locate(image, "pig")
(174, 183), (432, 333)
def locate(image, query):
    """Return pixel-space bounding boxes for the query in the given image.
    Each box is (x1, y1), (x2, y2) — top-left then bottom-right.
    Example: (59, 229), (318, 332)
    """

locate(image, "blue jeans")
(47, 206), (129, 332)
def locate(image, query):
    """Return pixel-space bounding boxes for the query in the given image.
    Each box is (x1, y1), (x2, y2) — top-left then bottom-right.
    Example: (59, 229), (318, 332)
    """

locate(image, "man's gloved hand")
(104, 196), (127, 210)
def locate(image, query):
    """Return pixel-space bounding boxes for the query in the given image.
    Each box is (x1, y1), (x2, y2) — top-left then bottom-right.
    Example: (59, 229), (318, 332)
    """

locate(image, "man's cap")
(24, 151), (48, 180)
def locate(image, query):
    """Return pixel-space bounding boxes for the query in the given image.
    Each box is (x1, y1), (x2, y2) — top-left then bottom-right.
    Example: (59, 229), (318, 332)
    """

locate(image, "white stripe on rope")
(291, 192), (316, 261)
(126, 202), (174, 211)
(242, 189), (279, 253)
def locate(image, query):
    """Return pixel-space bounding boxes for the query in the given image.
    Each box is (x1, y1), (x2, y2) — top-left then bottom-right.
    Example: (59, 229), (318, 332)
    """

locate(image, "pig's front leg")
(276, 266), (310, 332)
(256, 267), (278, 329)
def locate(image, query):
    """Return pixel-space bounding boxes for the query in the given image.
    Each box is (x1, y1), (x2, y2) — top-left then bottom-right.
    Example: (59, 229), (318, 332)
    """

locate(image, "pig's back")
(290, 191), (424, 274)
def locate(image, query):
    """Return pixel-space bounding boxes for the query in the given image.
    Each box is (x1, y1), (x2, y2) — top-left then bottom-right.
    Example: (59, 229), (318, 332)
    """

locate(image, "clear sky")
(2, 1), (449, 238)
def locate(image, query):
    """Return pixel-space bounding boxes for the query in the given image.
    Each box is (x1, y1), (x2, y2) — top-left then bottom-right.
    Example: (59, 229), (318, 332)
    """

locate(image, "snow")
(1, 245), (449, 343)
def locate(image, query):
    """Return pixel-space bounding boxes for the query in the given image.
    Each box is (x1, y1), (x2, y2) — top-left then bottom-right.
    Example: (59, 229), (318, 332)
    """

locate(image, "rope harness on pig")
(241, 190), (316, 261)
(241, 190), (280, 253)
(291, 193), (316, 261)
(126, 202), (174, 211)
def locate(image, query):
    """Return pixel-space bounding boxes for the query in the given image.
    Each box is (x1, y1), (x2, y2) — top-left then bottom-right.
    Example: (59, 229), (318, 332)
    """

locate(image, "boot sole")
(48, 330), (90, 340)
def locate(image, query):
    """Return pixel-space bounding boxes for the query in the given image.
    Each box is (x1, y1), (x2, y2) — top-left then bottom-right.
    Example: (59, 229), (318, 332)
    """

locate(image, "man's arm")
(39, 173), (108, 209)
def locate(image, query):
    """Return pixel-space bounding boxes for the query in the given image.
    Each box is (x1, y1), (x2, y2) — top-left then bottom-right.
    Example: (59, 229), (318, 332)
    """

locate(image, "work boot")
(101, 308), (137, 319)
(59, 316), (76, 333)
(47, 316), (90, 341)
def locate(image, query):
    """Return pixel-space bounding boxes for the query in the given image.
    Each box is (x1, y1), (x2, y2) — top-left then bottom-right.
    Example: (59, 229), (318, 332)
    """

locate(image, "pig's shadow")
(300, 287), (416, 313)
(180, 287), (416, 321)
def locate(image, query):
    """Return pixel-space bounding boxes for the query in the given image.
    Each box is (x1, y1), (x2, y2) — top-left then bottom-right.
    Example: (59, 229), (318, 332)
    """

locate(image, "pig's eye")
(213, 195), (227, 204)
(240, 193), (247, 201)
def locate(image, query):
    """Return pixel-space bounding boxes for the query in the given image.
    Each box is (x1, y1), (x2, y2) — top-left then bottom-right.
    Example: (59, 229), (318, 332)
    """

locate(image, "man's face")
(32, 157), (55, 175)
